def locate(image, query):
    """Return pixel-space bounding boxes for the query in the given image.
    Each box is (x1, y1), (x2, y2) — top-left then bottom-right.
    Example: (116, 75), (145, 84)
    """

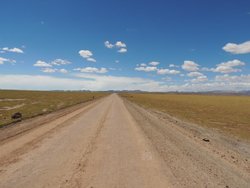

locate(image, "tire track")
(62, 99), (113, 188)
(0, 98), (101, 169)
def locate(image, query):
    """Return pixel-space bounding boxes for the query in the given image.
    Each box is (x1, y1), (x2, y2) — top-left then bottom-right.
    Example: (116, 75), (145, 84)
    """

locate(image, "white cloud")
(135, 66), (157, 72)
(1, 47), (24, 54)
(162, 77), (172, 82)
(222, 41), (250, 54)
(191, 75), (208, 83)
(0, 57), (16, 64)
(118, 48), (127, 53)
(201, 67), (212, 71)
(34, 60), (52, 67)
(86, 57), (96, 62)
(115, 60), (119, 63)
(1, 74), (249, 91)
(149, 61), (160, 66)
(215, 74), (250, 83)
(140, 63), (147, 67)
(0, 74), (163, 91)
(79, 50), (96, 62)
(79, 50), (93, 58)
(136, 62), (180, 75)
(182, 60), (199, 71)
(115, 41), (126, 48)
(58, 69), (68, 74)
(41, 68), (68, 74)
(51, 59), (71, 66)
(104, 41), (114, 49)
(157, 69), (180, 75)
(41, 68), (57, 73)
(187, 71), (204, 77)
(213, 59), (245, 74)
(105, 41), (127, 53)
(169, 64), (179, 68)
(74, 67), (108, 74)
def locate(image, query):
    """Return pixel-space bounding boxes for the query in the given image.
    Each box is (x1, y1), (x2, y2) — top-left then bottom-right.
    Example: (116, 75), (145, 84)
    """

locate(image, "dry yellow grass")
(121, 93), (250, 140)
(0, 90), (108, 127)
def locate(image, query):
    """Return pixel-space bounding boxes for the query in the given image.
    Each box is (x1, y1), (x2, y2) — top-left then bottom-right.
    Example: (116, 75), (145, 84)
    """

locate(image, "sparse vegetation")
(0, 90), (108, 127)
(121, 93), (250, 140)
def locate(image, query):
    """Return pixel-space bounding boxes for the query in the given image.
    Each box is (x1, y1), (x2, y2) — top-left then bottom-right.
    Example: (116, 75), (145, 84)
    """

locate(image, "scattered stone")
(11, 112), (22, 120)
(202, 138), (210, 142)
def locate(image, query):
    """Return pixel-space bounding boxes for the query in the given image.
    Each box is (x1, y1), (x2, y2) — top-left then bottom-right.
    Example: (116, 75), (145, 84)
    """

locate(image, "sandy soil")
(0, 94), (249, 188)
(0, 99), (26, 102)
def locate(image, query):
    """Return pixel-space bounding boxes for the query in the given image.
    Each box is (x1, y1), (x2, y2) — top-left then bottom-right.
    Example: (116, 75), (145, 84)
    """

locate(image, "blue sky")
(0, 0), (250, 91)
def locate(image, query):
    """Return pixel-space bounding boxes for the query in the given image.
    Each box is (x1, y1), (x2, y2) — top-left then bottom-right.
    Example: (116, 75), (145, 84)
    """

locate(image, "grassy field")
(121, 93), (250, 140)
(0, 90), (108, 127)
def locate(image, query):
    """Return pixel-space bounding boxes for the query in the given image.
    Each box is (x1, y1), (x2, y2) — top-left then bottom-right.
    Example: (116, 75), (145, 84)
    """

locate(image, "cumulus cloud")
(140, 63), (147, 67)
(213, 59), (245, 74)
(41, 68), (57, 73)
(74, 67), (108, 74)
(190, 75), (208, 83)
(115, 41), (126, 48)
(1, 47), (24, 54)
(104, 41), (114, 49)
(215, 74), (250, 83)
(58, 69), (68, 73)
(51, 59), (71, 66)
(104, 40), (127, 53)
(149, 61), (160, 66)
(187, 71), (204, 77)
(157, 69), (180, 75)
(79, 50), (93, 58)
(34, 59), (71, 69)
(135, 61), (180, 75)
(182, 61), (199, 71)
(201, 67), (213, 72)
(118, 48), (127, 53)
(169, 64), (179, 68)
(135, 66), (157, 72)
(34, 60), (52, 67)
(79, 50), (96, 62)
(222, 41), (250, 54)
(41, 68), (68, 74)
(0, 57), (16, 64)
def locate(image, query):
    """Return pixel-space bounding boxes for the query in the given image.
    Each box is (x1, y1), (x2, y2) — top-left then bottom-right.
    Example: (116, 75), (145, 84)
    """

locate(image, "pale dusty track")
(0, 94), (249, 188)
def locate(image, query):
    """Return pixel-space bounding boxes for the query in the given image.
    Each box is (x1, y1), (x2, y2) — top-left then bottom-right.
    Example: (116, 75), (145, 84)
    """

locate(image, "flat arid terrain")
(0, 93), (249, 188)
(0, 90), (107, 127)
(121, 93), (250, 140)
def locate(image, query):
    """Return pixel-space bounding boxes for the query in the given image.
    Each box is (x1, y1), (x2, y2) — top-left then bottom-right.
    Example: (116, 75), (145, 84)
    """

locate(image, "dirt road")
(0, 94), (249, 188)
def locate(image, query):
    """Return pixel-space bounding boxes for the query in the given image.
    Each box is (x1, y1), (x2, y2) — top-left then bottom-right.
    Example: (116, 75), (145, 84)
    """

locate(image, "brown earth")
(0, 94), (249, 188)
